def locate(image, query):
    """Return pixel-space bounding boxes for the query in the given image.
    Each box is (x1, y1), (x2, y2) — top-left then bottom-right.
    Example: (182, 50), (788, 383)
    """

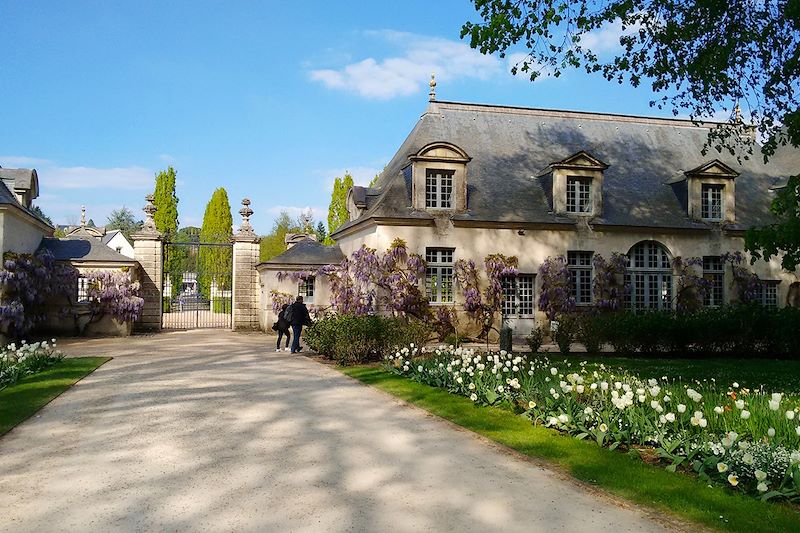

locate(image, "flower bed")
(0, 339), (64, 389)
(386, 346), (800, 502)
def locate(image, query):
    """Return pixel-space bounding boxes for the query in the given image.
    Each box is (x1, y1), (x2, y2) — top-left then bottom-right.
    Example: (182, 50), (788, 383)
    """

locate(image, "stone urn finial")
(237, 198), (256, 237)
(429, 72), (436, 101)
(142, 193), (158, 233)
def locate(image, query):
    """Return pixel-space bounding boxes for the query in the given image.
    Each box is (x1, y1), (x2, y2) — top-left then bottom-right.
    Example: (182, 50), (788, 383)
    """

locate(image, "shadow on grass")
(0, 357), (110, 436)
(342, 366), (800, 533)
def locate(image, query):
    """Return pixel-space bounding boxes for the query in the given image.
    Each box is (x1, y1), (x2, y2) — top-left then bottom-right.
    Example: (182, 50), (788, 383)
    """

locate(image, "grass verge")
(0, 357), (110, 436)
(340, 365), (800, 533)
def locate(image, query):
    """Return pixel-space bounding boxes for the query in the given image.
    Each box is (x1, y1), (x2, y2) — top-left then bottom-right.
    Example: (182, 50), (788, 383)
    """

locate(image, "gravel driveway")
(0, 331), (674, 532)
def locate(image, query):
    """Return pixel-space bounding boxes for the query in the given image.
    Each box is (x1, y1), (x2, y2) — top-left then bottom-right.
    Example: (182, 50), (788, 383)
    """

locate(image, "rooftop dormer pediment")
(409, 142), (471, 163)
(684, 159), (739, 179)
(550, 150), (609, 171)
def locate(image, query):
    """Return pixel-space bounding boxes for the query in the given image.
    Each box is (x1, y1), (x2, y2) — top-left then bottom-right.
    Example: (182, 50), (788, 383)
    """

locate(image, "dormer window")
(566, 177), (592, 214)
(672, 160), (738, 223)
(425, 169), (454, 209)
(543, 150), (607, 217)
(701, 184), (724, 221)
(409, 142), (470, 212)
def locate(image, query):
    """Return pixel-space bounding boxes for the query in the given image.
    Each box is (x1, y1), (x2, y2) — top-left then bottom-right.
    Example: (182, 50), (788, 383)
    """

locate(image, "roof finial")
(429, 72), (437, 101)
(80, 205), (86, 227)
(733, 102), (742, 123)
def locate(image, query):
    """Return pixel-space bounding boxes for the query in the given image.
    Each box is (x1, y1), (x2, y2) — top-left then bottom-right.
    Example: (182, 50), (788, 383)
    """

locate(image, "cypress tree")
(326, 172), (354, 241)
(198, 188), (233, 297)
(153, 166), (179, 236)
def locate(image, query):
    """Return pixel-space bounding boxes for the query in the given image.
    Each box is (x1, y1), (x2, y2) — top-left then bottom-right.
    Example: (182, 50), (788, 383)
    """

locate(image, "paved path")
(0, 331), (674, 532)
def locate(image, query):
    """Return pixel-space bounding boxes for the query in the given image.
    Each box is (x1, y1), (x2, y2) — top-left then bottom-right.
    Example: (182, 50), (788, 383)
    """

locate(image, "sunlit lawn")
(340, 364), (800, 532)
(0, 357), (109, 436)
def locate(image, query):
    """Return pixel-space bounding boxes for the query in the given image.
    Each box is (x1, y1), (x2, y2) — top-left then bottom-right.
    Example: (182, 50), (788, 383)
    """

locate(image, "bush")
(576, 314), (604, 353)
(552, 315), (577, 355)
(303, 314), (432, 365)
(597, 304), (800, 358)
(525, 327), (545, 353)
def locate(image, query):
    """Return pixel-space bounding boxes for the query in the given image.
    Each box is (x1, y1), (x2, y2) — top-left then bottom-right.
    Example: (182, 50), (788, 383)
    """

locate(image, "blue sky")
(1, 1), (683, 233)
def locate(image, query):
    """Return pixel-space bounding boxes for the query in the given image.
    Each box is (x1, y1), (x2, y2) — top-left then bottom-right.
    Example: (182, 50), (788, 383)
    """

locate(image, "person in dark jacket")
(288, 295), (311, 354)
(273, 303), (291, 351)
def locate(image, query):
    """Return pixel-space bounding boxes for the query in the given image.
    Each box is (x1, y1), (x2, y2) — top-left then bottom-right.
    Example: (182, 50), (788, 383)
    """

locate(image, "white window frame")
(76, 275), (89, 303)
(502, 274), (535, 318)
(701, 184), (724, 221)
(755, 281), (779, 308)
(425, 169), (454, 209)
(426, 248), (454, 303)
(298, 276), (315, 304)
(626, 241), (673, 311)
(566, 176), (592, 214)
(703, 256), (724, 307)
(567, 251), (593, 305)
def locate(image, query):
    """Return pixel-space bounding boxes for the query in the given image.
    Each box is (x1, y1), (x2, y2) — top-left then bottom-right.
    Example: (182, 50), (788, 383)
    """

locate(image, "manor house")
(259, 92), (800, 336)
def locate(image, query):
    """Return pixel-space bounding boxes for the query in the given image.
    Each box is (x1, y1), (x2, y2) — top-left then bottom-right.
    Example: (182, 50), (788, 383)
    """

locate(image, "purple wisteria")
(672, 256), (712, 312)
(84, 270), (144, 323)
(454, 253), (518, 339)
(591, 252), (628, 310)
(722, 251), (763, 302)
(538, 256), (575, 320)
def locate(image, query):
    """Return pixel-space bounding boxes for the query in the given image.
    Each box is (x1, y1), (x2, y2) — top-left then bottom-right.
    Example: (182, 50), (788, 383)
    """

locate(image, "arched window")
(627, 241), (673, 311)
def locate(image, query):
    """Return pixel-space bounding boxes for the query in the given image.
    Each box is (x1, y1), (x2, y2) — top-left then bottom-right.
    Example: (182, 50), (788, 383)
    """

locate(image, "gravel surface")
(0, 331), (674, 532)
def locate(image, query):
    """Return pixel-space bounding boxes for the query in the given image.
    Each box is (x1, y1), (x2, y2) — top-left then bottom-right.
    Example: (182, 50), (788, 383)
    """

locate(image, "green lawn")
(341, 365), (800, 533)
(0, 357), (109, 436)
(559, 354), (800, 393)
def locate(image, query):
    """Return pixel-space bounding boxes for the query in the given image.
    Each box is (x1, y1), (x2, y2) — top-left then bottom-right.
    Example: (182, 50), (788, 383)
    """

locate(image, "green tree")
(153, 166), (179, 236)
(368, 173), (379, 187)
(260, 211), (301, 262)
(198, 188), (233, 297)
(461, 1), (798, 158)
(327, 172), (353, 241)
(315, 221), (327, 243)
(30, 205), (52, 225)
(746, 175), (800, 271)
(462, 1), (800, 269)
(105, 207), (142, 240)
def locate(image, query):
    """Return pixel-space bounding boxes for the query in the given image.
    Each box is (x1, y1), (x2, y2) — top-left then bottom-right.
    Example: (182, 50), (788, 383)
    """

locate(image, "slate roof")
(39, 230), (136, 264)
(258, 238), (344, 267)
(101, 229), (122, 245)
(333, 100), (800, 236)
(0, 168), (37, 192)
(0, 167), (52, 227)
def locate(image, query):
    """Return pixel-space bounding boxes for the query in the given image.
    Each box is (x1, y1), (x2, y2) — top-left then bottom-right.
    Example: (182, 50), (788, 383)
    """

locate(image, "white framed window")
(502, 274), (535, 317)
(701, 184), (724, 220)
(754, 281), (779, 308)
(76, 276), (89, 303)
(566, 176), (592, 214)
(425, 169), (454, 209)
(426, 248), (454, 303)
(626, 241), (673, 311)
(567, 251), (593, 305)
(298, 276), (315, 304)
(703, 256), (724, 307)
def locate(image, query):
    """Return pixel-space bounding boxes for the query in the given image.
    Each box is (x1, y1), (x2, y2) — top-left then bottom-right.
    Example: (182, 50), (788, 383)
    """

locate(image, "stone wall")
(132, 236), (163, 331)
(232, 238), (260, 330)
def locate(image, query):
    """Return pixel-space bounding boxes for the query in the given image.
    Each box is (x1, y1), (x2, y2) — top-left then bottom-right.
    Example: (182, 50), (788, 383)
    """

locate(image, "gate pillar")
(232, 198), (261, 330)
(132, 193), (164, 332)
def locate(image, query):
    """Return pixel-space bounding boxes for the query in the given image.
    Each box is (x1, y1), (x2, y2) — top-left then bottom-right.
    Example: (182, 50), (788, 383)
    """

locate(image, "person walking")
(272, 303), (291, 352)
(288, 295), (311, 354)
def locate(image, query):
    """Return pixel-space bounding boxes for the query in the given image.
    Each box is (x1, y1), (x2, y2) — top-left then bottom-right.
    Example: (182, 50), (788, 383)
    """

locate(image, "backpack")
(284, 304), (294, 324)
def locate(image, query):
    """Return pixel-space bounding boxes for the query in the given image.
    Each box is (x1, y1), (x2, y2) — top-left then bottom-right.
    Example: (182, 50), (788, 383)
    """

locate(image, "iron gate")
(162, 240), (233, 329)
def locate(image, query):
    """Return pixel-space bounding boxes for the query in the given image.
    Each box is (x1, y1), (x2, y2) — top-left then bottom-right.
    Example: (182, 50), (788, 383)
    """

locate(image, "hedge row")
(564, 304), (800, 358)
(303, 315), (432, 365)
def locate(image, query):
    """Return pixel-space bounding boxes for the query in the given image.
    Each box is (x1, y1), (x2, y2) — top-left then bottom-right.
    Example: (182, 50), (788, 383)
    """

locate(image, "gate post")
(232, 198), (261, 330)
(132, 194), (164, 331)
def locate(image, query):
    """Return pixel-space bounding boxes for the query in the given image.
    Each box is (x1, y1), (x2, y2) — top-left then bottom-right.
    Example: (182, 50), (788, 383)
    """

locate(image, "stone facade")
(132, 235), (163, 331)
(232, 198), (261, 330)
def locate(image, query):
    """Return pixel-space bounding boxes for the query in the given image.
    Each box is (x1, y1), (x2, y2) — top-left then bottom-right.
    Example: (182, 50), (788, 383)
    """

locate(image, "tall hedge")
(198, 188), (233, 297)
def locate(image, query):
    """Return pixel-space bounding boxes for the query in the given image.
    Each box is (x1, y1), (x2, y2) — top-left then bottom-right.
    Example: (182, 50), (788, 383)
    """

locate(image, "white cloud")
(0, 155), (154, 190)
(579, 20), (641, 53)
(309, 31), (502, 100)
(267, 205), (327, 223)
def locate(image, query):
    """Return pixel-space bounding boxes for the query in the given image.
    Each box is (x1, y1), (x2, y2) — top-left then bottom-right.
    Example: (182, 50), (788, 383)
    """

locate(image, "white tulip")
(741, 410), (751, 420)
